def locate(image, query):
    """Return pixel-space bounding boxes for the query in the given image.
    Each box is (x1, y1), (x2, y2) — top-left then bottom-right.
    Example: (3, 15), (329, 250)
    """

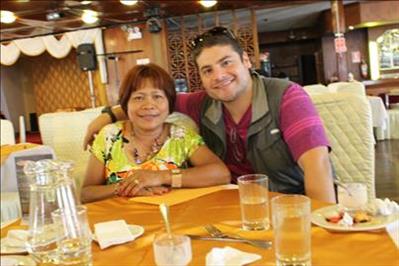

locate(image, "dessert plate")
(92, 224), (144, 242)
(311, 205), (398, 232)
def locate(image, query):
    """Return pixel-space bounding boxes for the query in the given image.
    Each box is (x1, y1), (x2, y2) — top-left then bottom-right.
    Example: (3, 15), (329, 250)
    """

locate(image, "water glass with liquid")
(52, 205), (92, 266)
(237, 174), (270, 231)
(153, 233), (192, 266)
(272, 195), (311, 266)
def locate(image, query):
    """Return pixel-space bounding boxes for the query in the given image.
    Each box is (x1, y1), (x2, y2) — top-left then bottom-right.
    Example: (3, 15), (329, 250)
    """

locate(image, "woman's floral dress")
(90, 121), (205, 184)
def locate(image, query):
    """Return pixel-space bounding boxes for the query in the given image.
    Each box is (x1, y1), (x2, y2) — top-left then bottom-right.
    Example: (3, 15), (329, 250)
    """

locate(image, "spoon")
(159, 203), (172, 237)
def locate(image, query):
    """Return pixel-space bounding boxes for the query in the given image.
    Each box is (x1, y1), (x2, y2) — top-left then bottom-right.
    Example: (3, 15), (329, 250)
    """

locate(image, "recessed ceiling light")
(120, 0), (138, 6)
(1, 10), (16, 24)
(348, 25), (354, 30)
(82, 10), (98, 24)
(199, 0), (217, 8)
(81, 1), (92, 5)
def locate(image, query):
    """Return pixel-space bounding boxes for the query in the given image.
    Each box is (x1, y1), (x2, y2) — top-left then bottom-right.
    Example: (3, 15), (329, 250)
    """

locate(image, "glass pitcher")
(24, 160), (60, 265)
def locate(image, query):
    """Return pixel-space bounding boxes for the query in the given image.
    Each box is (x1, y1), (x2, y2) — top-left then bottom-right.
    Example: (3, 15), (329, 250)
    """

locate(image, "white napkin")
(386, 220), (399, 249)
(5, 230), (28, 248)
(94, 220), (135, 249)
(205, 246), (261, 266)
(374, 198), (399, 216)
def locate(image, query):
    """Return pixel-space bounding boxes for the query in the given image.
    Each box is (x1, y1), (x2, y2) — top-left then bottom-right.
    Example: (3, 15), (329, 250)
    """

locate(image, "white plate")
(0, 238), (28, 255)
(0, 255), (36, 266)
(311, 205), (398, 232)
(92, 224), (144, 242)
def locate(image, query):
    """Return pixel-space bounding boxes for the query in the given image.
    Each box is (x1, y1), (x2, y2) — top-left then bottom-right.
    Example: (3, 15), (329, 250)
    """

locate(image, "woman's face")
(127, 79), (169, 132)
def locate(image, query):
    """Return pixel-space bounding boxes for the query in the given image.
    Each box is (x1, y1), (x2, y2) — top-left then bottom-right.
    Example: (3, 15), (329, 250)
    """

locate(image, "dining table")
(1, 188), (398, 265)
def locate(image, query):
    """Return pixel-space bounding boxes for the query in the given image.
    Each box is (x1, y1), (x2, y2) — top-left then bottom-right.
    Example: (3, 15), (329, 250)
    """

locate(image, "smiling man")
(84, 27), (336, 203)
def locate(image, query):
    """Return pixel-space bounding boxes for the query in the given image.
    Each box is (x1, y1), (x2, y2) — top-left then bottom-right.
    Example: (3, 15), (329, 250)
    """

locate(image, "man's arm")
(83, 106), (126, 150)
(298, 146), (336, 203)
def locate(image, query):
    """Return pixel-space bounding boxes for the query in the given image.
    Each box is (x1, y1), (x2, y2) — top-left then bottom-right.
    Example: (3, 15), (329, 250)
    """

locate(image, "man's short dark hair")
(191, 27), (244, 64)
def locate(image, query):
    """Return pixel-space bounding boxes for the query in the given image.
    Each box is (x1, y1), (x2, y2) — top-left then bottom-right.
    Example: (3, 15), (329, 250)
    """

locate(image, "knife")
(186, 234), (272, 249)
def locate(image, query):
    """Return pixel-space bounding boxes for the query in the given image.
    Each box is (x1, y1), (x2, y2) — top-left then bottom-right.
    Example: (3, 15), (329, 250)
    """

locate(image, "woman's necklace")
(130, 125), (164, 164)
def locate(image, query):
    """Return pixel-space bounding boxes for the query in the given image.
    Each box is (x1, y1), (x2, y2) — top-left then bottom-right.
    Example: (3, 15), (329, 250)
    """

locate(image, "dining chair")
(303, 84), (330, 95)
(327, 81), (366, 96)
(0, 119), (16, 145)
(310, 92), (375, 200)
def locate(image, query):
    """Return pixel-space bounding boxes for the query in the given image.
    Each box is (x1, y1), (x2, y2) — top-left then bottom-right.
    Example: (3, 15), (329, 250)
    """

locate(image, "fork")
(204, 225), (271, 249)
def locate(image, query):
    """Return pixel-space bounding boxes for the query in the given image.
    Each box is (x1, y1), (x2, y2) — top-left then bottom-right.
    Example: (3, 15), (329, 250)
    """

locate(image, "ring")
(133, 179), (140, 185)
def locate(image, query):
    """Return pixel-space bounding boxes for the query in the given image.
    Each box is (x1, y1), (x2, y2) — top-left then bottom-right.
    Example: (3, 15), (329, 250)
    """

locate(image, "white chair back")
(327, 81), (366, 96)
(303, 84), (329, 95)
(1, 119), (15, 145)
(310, 92), (375, 200)
(19, 115), (26, 143)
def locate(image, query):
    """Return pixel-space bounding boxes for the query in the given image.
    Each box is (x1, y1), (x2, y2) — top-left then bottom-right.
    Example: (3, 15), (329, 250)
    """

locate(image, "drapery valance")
(1, 28), (107, 83)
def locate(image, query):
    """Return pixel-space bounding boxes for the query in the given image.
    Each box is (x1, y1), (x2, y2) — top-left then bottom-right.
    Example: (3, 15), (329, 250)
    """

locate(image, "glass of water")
(153, 233), (192, 266)
(237, 174), (270, 231)
(52, 205), (92, 266)
(272, 195), (311, 266)
(337, 182), (368, 211)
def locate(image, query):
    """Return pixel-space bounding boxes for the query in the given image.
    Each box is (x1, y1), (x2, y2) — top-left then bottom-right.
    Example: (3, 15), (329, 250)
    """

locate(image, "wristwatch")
(101, 106), (117, 123)
(171, 168), (182, 188)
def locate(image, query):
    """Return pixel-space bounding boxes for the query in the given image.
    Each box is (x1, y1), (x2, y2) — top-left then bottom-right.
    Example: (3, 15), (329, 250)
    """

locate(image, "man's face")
(196, 44), (252, 103)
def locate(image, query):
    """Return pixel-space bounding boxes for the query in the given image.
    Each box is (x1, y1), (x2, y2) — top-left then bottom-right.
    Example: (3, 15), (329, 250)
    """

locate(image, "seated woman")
(81, 63), (230, 203)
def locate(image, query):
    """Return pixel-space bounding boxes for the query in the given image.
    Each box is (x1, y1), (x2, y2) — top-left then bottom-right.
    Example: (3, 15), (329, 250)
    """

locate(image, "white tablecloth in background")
(367, 96), (389, 140)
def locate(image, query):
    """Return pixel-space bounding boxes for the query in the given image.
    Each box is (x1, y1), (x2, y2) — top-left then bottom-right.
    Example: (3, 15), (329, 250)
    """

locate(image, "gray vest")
(199, 73), (305, 194)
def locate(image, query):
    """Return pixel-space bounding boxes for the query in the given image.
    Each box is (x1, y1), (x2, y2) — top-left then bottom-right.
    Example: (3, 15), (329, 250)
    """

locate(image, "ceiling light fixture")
(120, 0), (138, 6)
(82, 10), (98, 24)
(199, 0), (217, 8)
(348, 25), (354, 30)
(1, 10), (16, 24)
(81, 1), (92, 5)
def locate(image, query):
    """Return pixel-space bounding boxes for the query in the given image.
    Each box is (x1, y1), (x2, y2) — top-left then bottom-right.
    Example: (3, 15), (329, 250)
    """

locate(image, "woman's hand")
(128, 186), (170, 197)
(117, 170), (169, 197)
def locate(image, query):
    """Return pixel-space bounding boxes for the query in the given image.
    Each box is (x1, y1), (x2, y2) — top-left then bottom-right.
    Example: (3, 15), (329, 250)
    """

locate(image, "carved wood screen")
(166, 9), (259, 92)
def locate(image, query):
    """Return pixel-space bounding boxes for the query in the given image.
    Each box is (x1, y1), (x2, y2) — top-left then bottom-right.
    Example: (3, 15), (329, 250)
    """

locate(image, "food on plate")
(324, 209), (373, 225)
(324, 210), (343, 223)
(353, 211), (372, 223)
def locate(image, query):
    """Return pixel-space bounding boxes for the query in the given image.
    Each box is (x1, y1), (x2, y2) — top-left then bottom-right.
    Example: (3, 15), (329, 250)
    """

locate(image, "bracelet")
(101, 106), (117, 123)
(171, 168), (182, 188)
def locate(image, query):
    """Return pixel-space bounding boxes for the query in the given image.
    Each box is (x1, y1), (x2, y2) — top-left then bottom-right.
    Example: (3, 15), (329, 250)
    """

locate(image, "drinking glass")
(337, 182), (368, 211)
(237, 174), (270, 230)
(272, 195), (311, 266)
(52, 205), (92, 266)
(153, 233), (192, 266)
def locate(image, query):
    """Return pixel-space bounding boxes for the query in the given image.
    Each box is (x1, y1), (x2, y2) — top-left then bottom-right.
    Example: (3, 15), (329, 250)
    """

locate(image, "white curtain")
(0, 28), (107, 83)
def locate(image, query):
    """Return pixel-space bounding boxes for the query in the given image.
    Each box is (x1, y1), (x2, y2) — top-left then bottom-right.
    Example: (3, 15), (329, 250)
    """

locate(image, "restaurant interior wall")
(259, 39), (322, 85)
(102, 22), (169, 106)
(321, 28), (368, 83)
(0, 62), (34, 132)
(19, 51), (105, 115)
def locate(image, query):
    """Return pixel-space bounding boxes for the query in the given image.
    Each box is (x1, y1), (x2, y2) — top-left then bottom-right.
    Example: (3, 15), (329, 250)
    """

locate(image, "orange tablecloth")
(0, 143), (38, 165)
(2, 190), (398, 265)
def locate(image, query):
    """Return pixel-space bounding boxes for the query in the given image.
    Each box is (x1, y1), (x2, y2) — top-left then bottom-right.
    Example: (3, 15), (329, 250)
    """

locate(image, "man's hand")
(83, 113), (112, 150)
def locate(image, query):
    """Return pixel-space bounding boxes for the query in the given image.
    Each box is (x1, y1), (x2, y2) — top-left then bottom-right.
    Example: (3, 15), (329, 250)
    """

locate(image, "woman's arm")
(81, 155), (115, 203)
(83, 106), (126, 150)
(118, 146), (231, 196)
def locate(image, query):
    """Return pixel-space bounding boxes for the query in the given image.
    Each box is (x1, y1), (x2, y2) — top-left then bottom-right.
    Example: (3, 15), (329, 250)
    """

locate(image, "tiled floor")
(375, 140), (399, 202)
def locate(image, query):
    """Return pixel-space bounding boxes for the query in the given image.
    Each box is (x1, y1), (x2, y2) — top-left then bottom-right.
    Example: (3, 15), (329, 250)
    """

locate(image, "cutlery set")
(187, 224), (272, 249)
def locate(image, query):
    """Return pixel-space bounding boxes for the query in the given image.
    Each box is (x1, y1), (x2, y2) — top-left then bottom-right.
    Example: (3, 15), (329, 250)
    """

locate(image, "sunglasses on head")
(191, 26), (237, 48)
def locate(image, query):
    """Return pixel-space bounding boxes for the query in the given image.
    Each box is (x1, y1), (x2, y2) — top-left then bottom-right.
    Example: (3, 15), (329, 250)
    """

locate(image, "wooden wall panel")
(22, 51), (105, 115)
(103, 23), (169, 105)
